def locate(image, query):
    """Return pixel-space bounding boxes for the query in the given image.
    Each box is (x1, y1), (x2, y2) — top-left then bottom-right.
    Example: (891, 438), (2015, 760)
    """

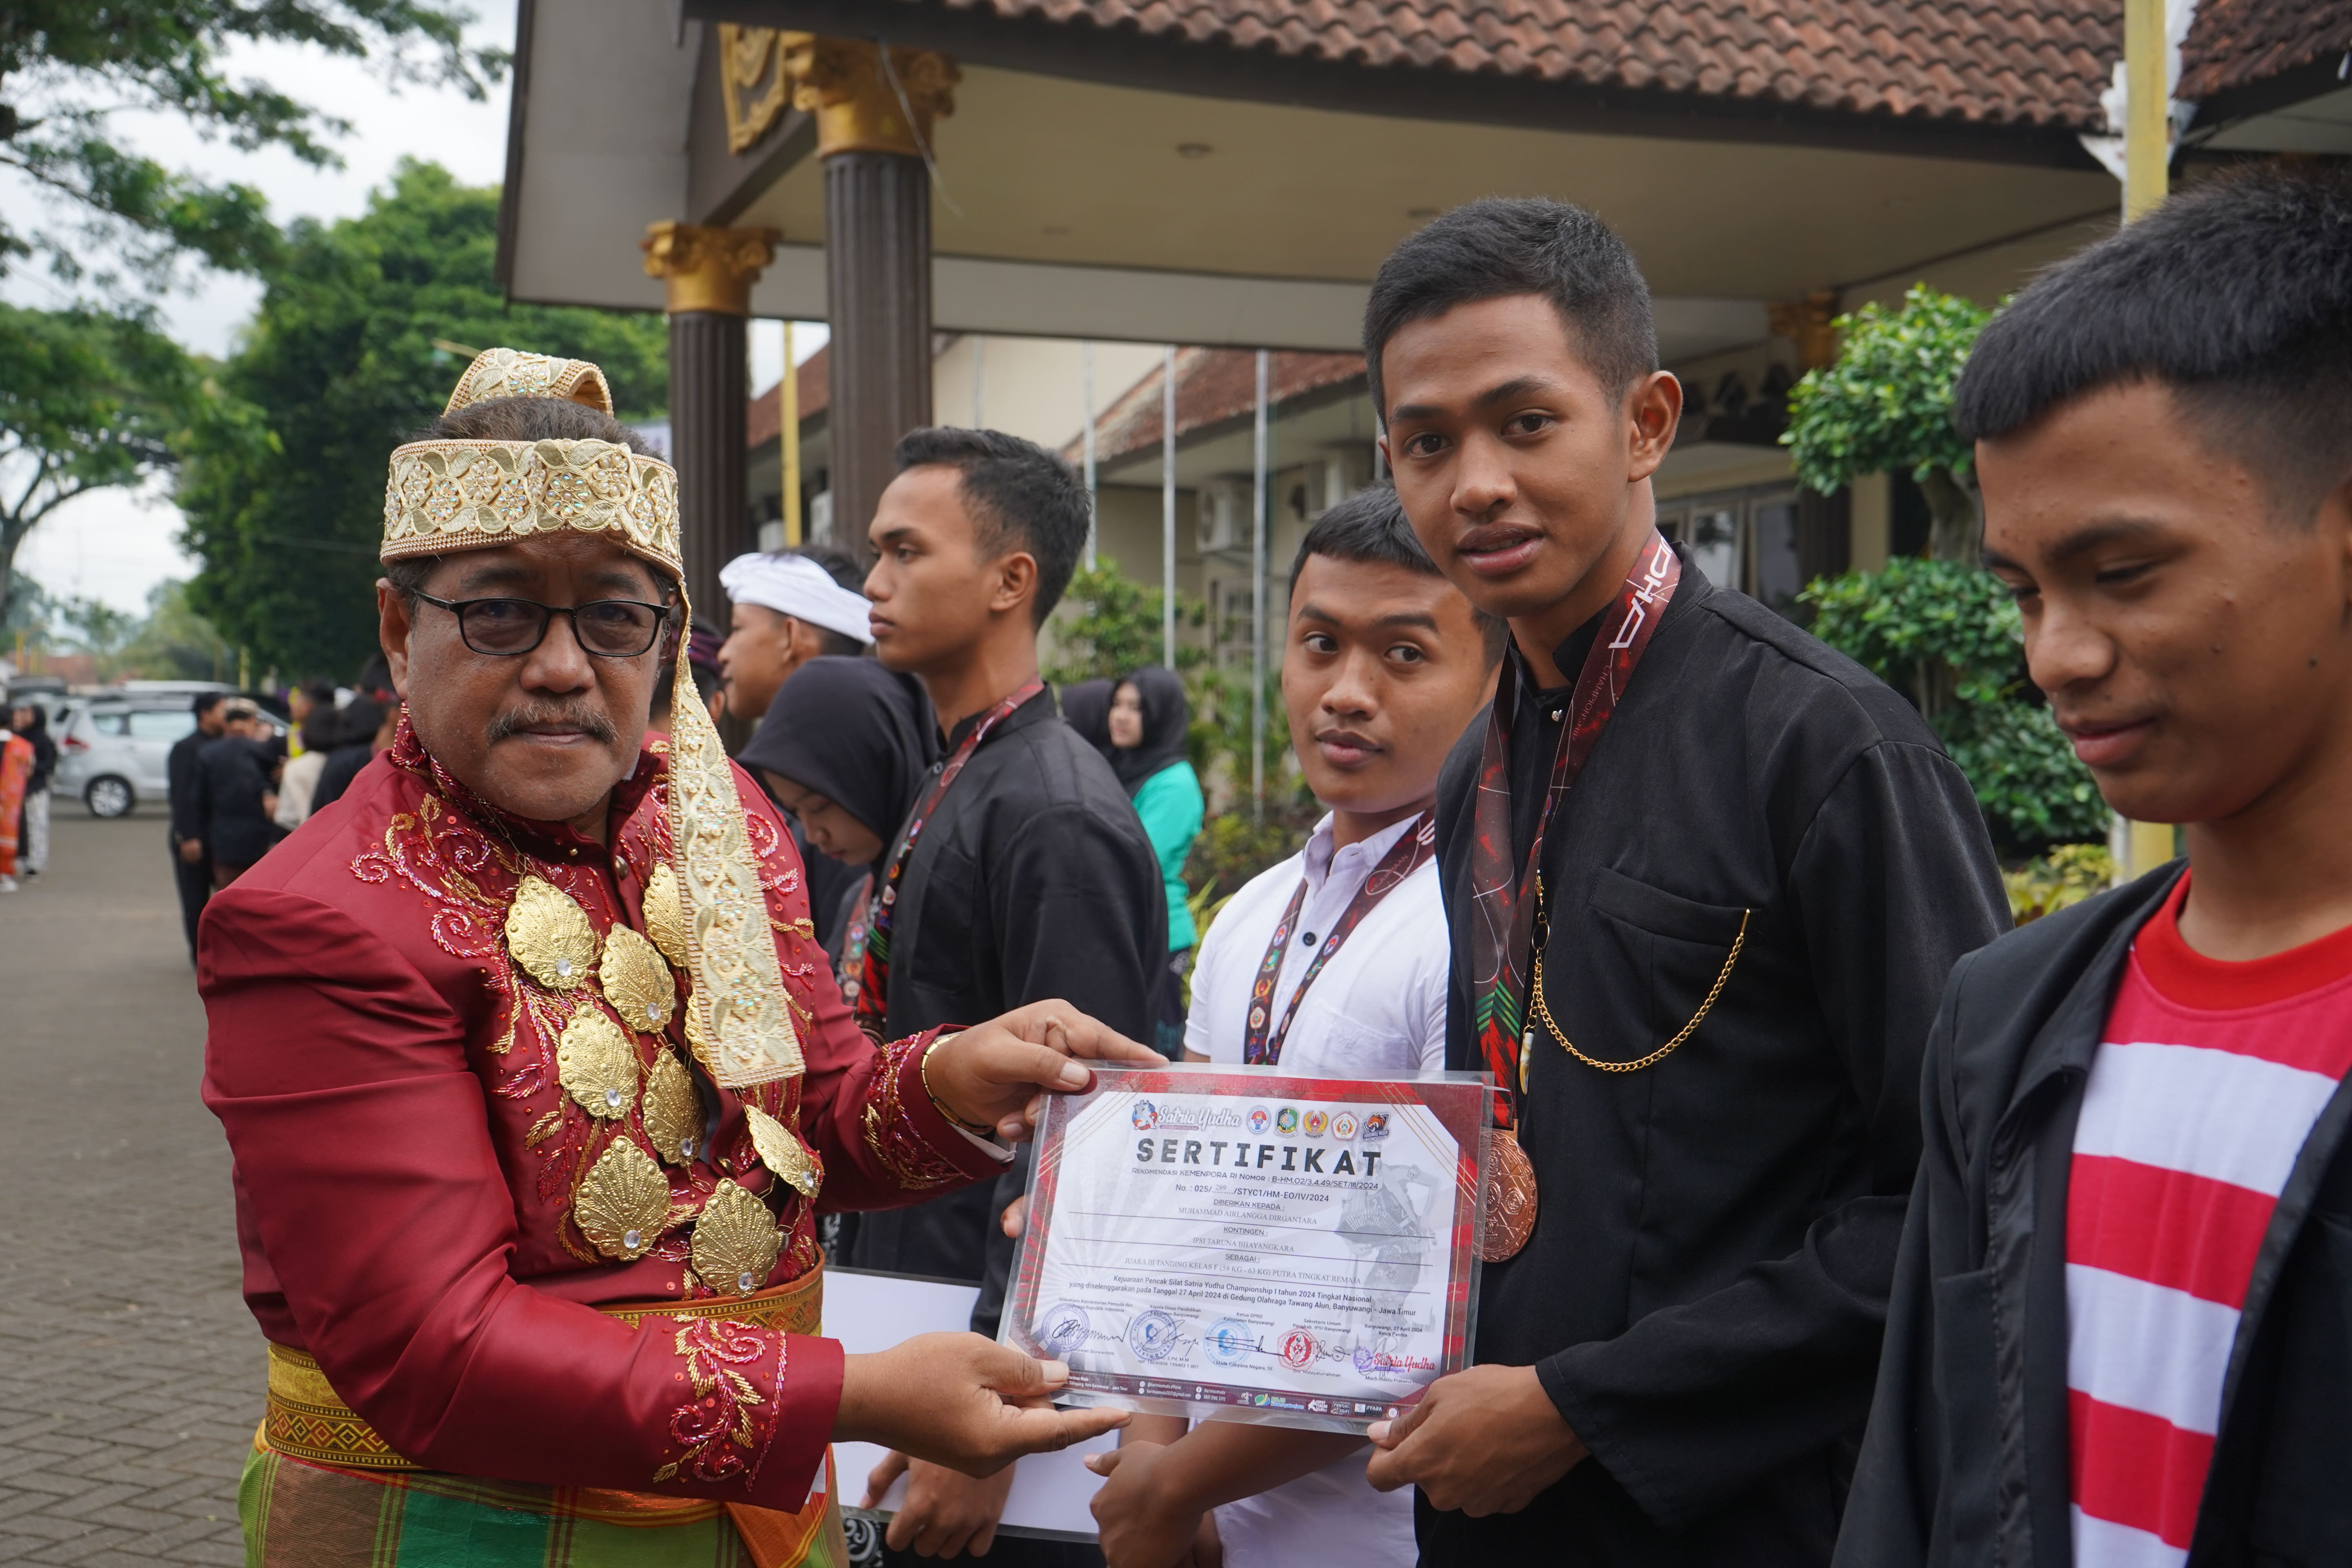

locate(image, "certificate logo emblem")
(1280, 1329), (1317, 1369)
(1128, 1310), (1181, 1363)
(1303, 1110), (1328, 1137)
(1036, 1303), (1090, 1358)
(1131, 1100), (1158, 1131)
(1363, 1112), (1390, 1141)
(1247, 1106), (1270, 1134)
(1331, 1112), (1358, 1140)
(1275, 1107), (1300, 1135)
(1205, 1318), (1254, 1365)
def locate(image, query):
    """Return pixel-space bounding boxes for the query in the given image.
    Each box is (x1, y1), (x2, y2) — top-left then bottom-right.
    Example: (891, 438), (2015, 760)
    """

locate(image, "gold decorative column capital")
(778, 32), (958, 158)
(641, 222), (781, 316)
(1768, 290), (1842, 371)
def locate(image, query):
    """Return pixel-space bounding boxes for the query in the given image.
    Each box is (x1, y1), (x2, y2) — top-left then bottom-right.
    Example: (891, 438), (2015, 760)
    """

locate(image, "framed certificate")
(1001, 1062), (1489, 1435)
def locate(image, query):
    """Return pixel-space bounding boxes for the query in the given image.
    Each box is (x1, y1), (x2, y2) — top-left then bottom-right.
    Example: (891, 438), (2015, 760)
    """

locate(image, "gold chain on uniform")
(1527, 873), (1750, 1074)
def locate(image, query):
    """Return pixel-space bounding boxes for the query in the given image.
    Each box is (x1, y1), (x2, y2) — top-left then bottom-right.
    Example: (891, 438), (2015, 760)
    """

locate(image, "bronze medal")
(1479, 1126), (1538, 1262)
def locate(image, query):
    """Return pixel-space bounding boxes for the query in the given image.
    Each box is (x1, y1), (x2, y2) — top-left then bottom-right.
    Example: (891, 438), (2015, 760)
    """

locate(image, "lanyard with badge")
(1468, 530), (1680, 1260)
(1240, 809), (1437, 1066)
(853, 677), (1045, 1037)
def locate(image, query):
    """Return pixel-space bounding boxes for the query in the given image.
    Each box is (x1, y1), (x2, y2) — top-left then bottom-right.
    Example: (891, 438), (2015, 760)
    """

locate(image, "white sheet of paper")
(823, 1266), (1111, 1539)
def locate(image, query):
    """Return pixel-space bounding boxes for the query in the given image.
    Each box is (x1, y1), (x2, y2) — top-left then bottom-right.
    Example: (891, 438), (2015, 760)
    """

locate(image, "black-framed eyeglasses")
(413, 593), (675, 659)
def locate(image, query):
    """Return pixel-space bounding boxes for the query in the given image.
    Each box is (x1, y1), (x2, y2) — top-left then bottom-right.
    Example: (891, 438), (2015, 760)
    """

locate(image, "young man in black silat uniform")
(1357, 198), (2009, 1566)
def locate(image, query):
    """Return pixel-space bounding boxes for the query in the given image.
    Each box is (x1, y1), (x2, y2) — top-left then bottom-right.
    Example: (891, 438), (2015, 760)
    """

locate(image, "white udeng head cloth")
(719, 552), (875, 644)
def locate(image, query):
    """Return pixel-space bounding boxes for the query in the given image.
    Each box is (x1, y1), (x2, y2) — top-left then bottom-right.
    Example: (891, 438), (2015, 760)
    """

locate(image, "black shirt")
(196, 735), (281, 867)
(1424, 552), (2008, 1567)
(841, 686), (1167, 1297)
(169, 729), (211, 845)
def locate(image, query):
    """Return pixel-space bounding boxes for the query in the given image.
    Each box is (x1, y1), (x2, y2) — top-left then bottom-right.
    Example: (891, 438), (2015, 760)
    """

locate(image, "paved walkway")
(0, 805), (256, 1566)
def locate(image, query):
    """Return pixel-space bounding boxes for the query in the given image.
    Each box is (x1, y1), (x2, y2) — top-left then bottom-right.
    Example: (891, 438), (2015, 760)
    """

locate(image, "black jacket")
(1427, 559), (2009, 1567)
(169, 729), (212, 845)
(1836, 863), (2352, 1568)
(195, 735), (280, 866)
(840, 686), (1167, 1296)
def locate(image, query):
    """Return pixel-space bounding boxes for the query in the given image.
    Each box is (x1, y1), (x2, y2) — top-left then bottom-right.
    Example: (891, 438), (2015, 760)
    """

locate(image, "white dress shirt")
(1184, 810), (1447, 1568)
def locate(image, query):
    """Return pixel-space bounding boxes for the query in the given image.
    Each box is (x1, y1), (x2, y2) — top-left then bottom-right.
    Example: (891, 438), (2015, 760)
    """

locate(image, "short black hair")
(1363, 197), (1658, 417)
(1288, 485), (1508, 664)
(1956, 164), (2352, 521)
(894, 426), (1091, 625)
(192, 691), (227, 717)
(414, 393), (657, 455)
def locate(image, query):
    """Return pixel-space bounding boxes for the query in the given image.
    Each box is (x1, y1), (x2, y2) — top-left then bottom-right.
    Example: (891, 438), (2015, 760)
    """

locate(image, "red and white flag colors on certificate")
(2065, 876), (2352, 1568)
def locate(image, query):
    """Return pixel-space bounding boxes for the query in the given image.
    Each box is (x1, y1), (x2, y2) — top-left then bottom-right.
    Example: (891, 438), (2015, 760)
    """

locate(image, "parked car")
(52, 699), (205, 817)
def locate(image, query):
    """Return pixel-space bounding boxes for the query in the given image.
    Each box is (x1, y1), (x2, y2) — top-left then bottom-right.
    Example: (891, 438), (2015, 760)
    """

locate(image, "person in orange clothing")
(200, 349), (1149, 1568)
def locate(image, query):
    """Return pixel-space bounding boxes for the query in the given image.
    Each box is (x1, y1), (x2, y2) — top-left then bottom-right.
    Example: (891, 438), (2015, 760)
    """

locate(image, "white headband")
(719, 552), (874, 644)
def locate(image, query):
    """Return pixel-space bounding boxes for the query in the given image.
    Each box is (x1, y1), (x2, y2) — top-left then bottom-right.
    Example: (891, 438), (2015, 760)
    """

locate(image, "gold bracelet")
(920, 1033), (999, 1136)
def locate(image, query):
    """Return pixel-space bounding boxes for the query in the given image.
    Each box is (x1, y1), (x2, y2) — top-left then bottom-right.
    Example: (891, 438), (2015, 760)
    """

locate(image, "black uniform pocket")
(1580, 867), (1748, 1050)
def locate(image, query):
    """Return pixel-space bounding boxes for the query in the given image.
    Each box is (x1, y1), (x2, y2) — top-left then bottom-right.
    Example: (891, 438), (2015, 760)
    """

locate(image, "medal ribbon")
(854, 677), (1046, 1036)
(1469, 531), (1680, 1127)
(1241, 811), (1436, 1066)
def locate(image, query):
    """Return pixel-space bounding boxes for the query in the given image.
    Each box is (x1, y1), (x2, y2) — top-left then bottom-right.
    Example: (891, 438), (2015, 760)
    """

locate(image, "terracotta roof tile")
(926, 0), (2123, 127)
(747, 344), (829, 446)
(2179, 0), (2352, 100)
(1077, 347), (1367, 468)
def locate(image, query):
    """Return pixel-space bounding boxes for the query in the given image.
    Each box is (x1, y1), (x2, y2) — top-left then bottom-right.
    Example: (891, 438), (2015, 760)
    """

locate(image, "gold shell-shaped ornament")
(601, 924), (676, 1033)
(642, 1048), (701, 1165)
(641, 861), (690, 969)
(573, 1139), (673, 1260)
(506, 875), (599, 989)
(744, 1103), (822, 1201)
(691, 1179), (783, 1297)
(681, 991), (714, 1072)
(557, 1007), (639, 1120)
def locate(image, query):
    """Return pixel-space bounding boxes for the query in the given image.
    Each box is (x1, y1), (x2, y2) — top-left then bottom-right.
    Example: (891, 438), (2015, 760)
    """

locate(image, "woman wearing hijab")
(737, 655), (941, 1009)
(1108, 666), (1204, 1058)
(9, 702), (55, 881)
(1057, 678), (1116, 764)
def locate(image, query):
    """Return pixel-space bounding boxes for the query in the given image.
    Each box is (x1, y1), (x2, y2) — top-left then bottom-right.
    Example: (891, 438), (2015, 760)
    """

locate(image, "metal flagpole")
(1083, 341), (1098, 568)
(970, 334), (985, 427)
(1252, 347), (1269, 818)
(782, 322), (802, 546)
(1162, 345), (1177, 668)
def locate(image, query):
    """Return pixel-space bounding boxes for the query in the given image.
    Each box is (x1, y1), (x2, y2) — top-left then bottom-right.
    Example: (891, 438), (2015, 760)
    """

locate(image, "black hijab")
(738, 657), (940, 869)
(1109, 665), (1189, 793)
(1058, 679), (1115, 765)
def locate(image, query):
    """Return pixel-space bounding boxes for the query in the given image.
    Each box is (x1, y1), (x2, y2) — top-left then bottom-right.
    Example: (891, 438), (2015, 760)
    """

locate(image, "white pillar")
(1251, 347), (1269, 817)
(1082, 340), (1098, 569)
(1162, 345), (1177, 668)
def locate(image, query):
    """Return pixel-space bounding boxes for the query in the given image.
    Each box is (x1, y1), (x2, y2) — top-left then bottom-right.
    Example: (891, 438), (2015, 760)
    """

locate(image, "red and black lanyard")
(1240, 811), (1436, 1066)
(1466, 531), (1680, 1127)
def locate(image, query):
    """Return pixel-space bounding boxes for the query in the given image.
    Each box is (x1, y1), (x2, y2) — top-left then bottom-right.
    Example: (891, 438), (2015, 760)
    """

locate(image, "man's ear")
(1624, 371), (1683, 483)
(989, 551), (1039, 617)
(377, 581), (414, 695)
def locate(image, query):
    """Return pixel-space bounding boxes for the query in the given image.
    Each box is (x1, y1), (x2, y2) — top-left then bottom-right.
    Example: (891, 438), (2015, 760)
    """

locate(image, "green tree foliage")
(119, 578), (230, 681)
(0, 0), (502, 290)
(1043, 561), (1203, 684)
(0, 303), (203, 629)
(1803, 557), (2107, 851)
(176, 161), (670, 677)
(1783, 285), (1993, 562)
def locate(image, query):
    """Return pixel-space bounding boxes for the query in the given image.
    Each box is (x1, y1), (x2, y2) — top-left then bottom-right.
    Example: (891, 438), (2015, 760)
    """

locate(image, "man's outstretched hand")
(837, 1331), (1128, 1478)
(1363, 1363), (1587, 1516)
(925, 1000), (1161, 1141)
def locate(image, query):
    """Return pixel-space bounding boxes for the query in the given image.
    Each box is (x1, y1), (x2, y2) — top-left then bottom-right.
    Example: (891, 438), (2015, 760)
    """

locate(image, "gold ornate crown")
(379, 348), (807, 1091)
(379, 350), (681, 580)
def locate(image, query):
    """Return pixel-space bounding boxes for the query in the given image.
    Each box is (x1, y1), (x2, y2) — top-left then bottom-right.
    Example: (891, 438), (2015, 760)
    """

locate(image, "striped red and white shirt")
(2067, 874), (2352, 1567)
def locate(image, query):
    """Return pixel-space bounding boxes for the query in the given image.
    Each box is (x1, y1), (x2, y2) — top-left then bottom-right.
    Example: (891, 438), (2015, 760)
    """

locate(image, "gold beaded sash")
(261, 1268), (825, 1472)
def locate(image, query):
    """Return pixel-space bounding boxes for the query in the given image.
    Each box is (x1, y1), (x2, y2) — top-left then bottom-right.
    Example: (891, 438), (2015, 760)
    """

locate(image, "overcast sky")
(6, 4), (819, 615)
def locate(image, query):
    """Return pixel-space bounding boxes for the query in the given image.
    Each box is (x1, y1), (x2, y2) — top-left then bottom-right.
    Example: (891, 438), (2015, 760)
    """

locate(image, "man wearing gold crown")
(199, 350), (1148, 1568)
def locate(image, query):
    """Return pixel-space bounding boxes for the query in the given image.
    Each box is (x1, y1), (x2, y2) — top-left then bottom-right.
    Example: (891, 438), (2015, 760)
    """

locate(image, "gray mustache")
(488, 701), (619, 745)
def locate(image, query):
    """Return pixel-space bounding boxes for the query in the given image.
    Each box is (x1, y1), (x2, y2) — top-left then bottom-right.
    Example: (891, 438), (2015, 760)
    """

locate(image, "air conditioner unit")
(1198, 483), (1245, 554)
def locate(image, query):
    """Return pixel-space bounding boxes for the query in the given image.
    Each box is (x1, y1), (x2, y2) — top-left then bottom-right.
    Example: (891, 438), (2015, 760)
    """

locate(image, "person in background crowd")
(0, 712), (31, 893)
(854, 426), (1167, 1565)
(1107, 667), (1204, 1059)
(1058, 678), (1114, 760)
(1837, 167), (2352, 1568)
(308, 697), (389, 815)
(195, 700), (281, 888)
(739, 655), (941, 1005)
(169, 692), (229, 958)
(272, 700), (341, 832)
(1358, 198), (2007, 1568)
(1087, 486), (1503, 1568)
(650, 618), (727, 734)
(717, 547), (873, 721)
(283, 679), (335, 758)
(10, 701), (55, 880)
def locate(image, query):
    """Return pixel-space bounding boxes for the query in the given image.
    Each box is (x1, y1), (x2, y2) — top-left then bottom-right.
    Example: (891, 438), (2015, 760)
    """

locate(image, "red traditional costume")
(200, 350), (1002, 1566)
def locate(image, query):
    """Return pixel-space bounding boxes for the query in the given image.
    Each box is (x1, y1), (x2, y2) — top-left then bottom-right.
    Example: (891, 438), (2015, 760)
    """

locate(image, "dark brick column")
(667, 309), (748, 620)
(823, 149), (932, 559)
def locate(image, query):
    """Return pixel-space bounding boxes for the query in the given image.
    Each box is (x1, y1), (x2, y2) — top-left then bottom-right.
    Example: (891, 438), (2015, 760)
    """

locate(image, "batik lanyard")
(853, 677), (1046, 1036)
(1468, 531), (1680, 1127)
(838, 870), (876, 1007)
(1241, 811), (1437, 1066)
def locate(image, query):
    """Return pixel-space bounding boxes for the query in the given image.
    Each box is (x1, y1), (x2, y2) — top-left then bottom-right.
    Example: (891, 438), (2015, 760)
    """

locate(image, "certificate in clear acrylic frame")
(1000, 1062), (1490, 1435)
